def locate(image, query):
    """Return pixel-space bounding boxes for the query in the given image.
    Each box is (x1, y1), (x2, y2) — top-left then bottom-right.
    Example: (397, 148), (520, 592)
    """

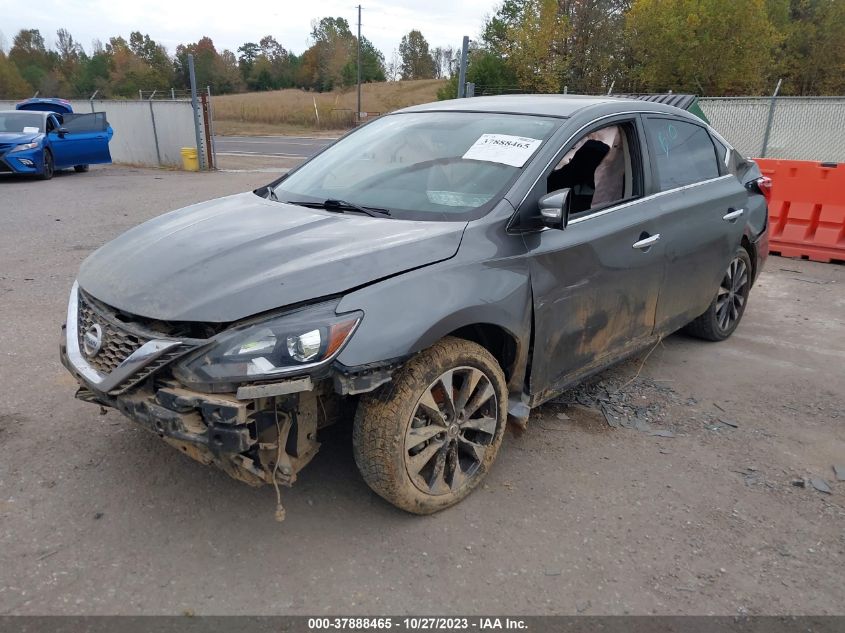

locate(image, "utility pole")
(357, 4), (362, 123)
(457, 36), (469, 98)
(188, 53), (206, 171)
(760, 78), (782, 158)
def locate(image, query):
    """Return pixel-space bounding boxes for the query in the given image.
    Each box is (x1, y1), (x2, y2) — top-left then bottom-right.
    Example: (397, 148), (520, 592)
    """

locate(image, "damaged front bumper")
(59, 282), (396, 497)
(62, 338), (330, 491)
(67, 375), (326, 488)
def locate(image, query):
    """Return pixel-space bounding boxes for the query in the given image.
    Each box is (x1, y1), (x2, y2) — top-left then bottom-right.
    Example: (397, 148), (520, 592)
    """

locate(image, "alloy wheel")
(404, 366), (499, 496)
(716, 255), (749, 331)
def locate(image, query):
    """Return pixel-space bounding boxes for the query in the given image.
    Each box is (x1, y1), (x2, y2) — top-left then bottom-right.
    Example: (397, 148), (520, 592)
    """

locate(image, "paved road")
(214, 135), (334, 159)
(0, 166), (843, 615)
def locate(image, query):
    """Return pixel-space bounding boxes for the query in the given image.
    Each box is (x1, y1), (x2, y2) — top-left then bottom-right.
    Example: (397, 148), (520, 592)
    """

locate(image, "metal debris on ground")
(708, 418), (740, 431)
(809, 479), (832, 495)
(734, 467), (761, 486)
(833, 465), (845, 482)
(552, 375), (679, 433)
(552, 371), (748, 438)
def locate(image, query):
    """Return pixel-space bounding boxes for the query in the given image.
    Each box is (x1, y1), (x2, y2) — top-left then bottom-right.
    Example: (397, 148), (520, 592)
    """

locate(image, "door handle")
(632, 234), (661, 250)
(723, 208), (744, 222)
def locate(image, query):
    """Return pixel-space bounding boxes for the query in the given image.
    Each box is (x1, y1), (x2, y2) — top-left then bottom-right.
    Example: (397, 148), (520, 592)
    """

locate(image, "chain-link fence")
(460, 88), (845, 162)
(694, 97), (845, 162)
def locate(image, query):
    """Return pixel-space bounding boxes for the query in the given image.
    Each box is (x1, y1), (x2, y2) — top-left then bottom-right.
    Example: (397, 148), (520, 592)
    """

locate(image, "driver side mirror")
(56, 127), (69, 138)
(538, 188), (571, 230)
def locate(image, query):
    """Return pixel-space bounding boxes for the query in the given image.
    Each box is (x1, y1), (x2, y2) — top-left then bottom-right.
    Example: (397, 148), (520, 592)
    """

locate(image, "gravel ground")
(0, 165), (843, 615)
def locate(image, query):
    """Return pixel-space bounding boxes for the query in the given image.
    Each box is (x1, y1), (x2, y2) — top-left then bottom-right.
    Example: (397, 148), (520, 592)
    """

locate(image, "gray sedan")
(61, 95), (769, 517)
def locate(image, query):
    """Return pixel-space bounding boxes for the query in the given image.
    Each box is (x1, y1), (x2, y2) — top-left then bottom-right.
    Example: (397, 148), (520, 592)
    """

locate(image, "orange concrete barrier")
(755, 159), (845, 263)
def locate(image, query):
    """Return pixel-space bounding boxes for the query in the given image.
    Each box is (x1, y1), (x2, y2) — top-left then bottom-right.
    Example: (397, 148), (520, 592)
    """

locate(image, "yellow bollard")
(180, 147), (199, 171)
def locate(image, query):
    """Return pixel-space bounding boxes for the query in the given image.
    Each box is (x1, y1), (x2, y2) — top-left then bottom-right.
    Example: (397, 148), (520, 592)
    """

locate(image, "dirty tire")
(353, 336), (508, 515)
(39, 150), (54, 180)
(74, 164), (89, 173)
(685, 246), (753, 341)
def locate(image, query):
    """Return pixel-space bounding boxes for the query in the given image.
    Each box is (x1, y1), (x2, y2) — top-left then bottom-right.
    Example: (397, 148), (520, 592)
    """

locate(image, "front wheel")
(685, 247), (752, 341)
(39, 150), (54, 180)
(353, 337), (508, 514)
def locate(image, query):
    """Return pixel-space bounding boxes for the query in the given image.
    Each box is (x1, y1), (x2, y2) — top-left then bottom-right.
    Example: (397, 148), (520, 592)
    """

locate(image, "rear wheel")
(685, 247), (752, 341)
(353, 337), (507, 514)
(73, 165), (89, 173)
(39, 150), (54, 180)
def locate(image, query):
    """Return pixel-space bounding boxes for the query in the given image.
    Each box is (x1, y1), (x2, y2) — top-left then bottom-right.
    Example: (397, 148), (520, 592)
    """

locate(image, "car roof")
(396, 94), (697, 119)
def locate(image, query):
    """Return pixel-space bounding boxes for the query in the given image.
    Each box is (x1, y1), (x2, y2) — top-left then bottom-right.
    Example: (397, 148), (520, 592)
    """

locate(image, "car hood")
(0, 132), (39, 146)
(78, 192), (467, 322)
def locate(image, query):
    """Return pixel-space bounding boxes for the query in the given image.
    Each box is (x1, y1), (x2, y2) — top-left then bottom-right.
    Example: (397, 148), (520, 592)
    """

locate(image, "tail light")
(756, 176), (773, 201)
(748, 175), (773, 202)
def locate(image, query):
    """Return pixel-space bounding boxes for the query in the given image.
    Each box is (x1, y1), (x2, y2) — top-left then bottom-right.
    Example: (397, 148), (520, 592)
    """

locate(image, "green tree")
(0, 50), (31, 98)
(341, 36), (386, 86)
(479, 0), (631, 94)
(174, 36), (239, 94)
(8, 29), (56, 92)
(399, 30), (436, 80)
(73, 49), (111, 97)
(128, 32), (174, 89)
(468, 49), (518, 95)
(304, 17), (355, 91)
(627, 0), (779, 95)
(55, 29), (82, 70)
(773, 0), (845, 94)
(214, 49), (243, 93)
(505, 0), (567, 92)
(560, 0), (632, 93)
(237, 42), (260, 81)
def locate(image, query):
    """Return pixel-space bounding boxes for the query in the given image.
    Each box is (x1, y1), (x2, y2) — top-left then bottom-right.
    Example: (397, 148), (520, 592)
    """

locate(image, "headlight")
(174, 301), (362, 387)
(10, 141), (40, 152)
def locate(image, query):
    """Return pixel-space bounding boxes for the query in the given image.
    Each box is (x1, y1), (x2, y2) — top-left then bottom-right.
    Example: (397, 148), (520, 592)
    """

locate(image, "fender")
(335, 215), (533, 395)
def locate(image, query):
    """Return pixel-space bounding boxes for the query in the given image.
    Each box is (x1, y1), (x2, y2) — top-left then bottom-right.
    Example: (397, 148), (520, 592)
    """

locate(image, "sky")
(0, 0), (494, 59)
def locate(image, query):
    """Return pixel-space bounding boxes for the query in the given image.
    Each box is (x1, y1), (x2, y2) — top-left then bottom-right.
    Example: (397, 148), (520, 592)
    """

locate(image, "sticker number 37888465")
(462, 134), (543, 168)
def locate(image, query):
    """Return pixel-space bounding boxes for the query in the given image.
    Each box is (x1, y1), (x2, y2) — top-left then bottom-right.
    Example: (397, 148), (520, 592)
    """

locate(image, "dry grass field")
(212, 79), (447, 135)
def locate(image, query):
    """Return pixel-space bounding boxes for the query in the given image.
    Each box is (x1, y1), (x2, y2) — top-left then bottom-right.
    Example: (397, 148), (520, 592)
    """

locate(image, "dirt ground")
(0, 165), (843, 616)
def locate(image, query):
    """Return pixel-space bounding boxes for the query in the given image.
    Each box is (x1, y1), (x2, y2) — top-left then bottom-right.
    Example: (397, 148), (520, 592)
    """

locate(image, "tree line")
(1, 0), (843, 100)
(0, 20), (449, 99)
(439, 0), (845, 98)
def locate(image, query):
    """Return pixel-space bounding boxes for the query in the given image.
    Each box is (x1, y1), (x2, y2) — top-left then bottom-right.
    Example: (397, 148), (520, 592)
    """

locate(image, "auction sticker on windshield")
(462, 134), (543, 167)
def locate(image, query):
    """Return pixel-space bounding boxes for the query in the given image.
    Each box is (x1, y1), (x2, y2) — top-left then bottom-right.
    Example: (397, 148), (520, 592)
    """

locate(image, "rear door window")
(62, 113), (109, 133)
(644, 118), (720, 191)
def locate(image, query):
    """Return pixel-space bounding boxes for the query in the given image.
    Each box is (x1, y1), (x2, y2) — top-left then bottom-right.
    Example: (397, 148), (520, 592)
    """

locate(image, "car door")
(641, 116), (748, 334)
(50, 113), (112, 167)
(519, 115), (666, 399)
(44, 114), (72, 166)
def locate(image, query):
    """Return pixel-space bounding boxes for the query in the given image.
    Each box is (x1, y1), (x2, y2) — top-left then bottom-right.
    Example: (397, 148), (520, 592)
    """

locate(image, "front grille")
(0, 160), (12, 173)
(77, 293), (151, 374)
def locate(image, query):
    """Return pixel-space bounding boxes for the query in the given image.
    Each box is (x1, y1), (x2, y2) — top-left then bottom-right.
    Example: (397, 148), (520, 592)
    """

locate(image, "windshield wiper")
(285, 199), (391, 217)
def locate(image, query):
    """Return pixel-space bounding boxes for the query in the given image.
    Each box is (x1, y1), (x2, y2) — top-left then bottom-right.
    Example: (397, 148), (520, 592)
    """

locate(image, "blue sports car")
(0, 98), (113, 180)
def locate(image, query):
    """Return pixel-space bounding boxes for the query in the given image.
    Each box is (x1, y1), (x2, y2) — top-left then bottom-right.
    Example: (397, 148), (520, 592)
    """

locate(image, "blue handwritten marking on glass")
(658, 124), (678, 157)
